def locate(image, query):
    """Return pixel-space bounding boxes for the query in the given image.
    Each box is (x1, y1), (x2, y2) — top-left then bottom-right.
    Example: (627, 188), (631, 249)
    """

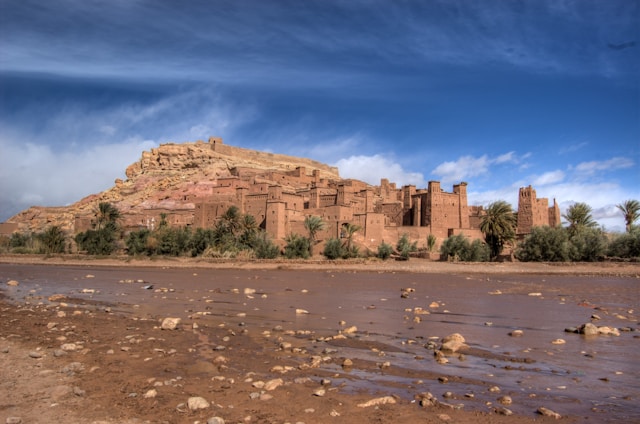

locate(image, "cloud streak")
(1, 0), (636, 88)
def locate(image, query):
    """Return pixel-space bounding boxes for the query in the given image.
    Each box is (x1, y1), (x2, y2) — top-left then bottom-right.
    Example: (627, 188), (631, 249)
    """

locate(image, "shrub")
(426, 234), (437, 252)
(396, 234), (417, 260)
(466, 239), (490, 262)
(344, 245), (360, 259)
(284, 233), (310, 259)
(37, 226), (66, 254)
(608, 229), (640, 258)
(568, 227), (608, 262)
(75, 228), (117, 255)
(253, 233), (280, 259)
(516, 226), (570, 262)
(126, 229), (150, 255)
(189, 228), (216, 256)
(8, 232), (37, 253)
(10, 232), (32, 248)
(323, 238), (345, 260)
(377, 242), (394, 260)
(440, 234), (468, 261)
(440, 234), (489, 262)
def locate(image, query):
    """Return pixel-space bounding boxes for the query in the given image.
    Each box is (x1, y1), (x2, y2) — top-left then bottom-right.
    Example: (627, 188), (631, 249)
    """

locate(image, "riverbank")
(1, 253), (639, 276)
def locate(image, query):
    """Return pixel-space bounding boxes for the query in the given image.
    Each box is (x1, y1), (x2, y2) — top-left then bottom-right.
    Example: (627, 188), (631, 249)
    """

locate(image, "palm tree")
(342, 223), (361, 251)
(616, 199), (640, 232)
(480, 200), (517, 260)
(218, 206), (242, 235)
(304, 215), (326, 256)
(95, 202), (121, 230)
(562, 202), (598, 235)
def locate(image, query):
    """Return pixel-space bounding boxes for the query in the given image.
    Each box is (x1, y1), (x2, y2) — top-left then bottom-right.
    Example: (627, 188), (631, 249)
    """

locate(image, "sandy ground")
(1, 255), (638, 424)
(1, 254), (639, 276)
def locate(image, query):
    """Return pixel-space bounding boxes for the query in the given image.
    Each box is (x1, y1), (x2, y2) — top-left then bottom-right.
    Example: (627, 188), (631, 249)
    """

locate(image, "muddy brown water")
(1, 263), (639, 423)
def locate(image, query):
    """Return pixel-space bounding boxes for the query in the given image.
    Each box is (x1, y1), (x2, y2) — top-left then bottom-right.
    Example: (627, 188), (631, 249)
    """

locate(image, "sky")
(1, 0), (638, 232)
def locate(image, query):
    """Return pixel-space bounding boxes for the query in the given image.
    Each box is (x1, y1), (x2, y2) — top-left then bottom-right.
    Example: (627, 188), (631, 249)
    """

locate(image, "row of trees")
(3, 200), (639, 262)
(440, 199), (640, 262)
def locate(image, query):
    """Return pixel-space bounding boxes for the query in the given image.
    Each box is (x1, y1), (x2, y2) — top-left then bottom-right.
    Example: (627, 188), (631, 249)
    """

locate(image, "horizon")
(1, 1), (638, 232)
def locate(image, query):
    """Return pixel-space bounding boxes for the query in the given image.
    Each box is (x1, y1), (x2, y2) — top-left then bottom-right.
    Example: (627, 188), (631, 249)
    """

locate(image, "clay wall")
(209, 137), (340, 178)
(319, 194), (338, 208)
(282, 192), (304, 211)
(549, 200), (561, 227)
(121, 209), (194, 231)
(244, 195), (268, 226)
(377, 203), (404, 226)
(250, 183), (270, 195)
(265, 201), (286, 240)
(0, 222), (19, 237)
(194, 201), (235, 228)
(517, 185), (556, 235)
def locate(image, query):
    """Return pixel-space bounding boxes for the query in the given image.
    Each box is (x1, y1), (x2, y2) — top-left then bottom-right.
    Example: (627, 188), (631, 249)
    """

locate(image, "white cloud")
(431, 155), (491, 183)
(333, 155), (425, 187)
(532, 170), (565, 186)
(0, 136), (157, 220)
(494, 151), (517, 164)
(573, 157), (634, 176)
(431, 152), (529, 184)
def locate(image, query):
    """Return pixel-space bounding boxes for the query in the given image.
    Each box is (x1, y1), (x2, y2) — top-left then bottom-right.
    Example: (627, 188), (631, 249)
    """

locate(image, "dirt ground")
(1, 255), (638, 424)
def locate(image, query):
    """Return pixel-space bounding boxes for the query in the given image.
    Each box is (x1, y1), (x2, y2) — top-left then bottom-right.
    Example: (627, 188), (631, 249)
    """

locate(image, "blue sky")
(1, 0), (638, 231)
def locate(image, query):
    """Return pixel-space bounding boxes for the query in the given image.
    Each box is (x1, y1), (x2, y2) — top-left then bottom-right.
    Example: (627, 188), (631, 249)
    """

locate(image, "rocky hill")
(4, 137), (342, 234)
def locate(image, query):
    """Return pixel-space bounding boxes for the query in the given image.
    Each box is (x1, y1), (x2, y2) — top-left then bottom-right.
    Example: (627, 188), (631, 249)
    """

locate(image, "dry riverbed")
(1, 256), (639, 424)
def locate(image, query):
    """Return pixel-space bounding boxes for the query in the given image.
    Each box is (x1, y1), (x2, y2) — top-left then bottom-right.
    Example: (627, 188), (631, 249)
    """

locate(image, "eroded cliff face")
(6, 139), (341, 234)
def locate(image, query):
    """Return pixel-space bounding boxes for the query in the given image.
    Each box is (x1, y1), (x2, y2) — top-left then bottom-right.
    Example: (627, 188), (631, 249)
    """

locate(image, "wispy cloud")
(1, 0), (636, 88)
(0, 86), (255, 220)
(572, 157), (634, 176)
(532, 170), (565, 186)
(558, 141), (588, 154)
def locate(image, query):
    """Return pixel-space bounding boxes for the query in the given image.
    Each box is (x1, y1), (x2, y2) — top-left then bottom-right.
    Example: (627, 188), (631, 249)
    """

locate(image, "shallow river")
(1, 264), (638, 423)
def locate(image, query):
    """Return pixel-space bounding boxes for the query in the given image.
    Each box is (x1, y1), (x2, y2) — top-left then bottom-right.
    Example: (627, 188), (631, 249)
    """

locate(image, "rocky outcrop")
(5, 138), (341, 235)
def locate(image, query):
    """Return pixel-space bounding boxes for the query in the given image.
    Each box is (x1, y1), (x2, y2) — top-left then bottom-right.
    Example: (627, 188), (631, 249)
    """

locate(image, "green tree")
(616, 199), (640, 233)
(218, 206), (242, 236)
(516, 226), (571, 262)
(342, 223), (361, 252)
(608, 228), (640, 258)
(238, 214), (259, 249)
(304, 215), (326, 256)
(480, 201), (517, 260)
(126, 229), (151, 255)
(563, 202), (598, 236)
(568, 227), (607, 262)
(75, 228), (117, 255)
(95, 202), (121, 231)
(439, 234), (489, 262)
(77, 202), (121, 255)
(189, 228), (216, 256)
(37, 226), (66, 254)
